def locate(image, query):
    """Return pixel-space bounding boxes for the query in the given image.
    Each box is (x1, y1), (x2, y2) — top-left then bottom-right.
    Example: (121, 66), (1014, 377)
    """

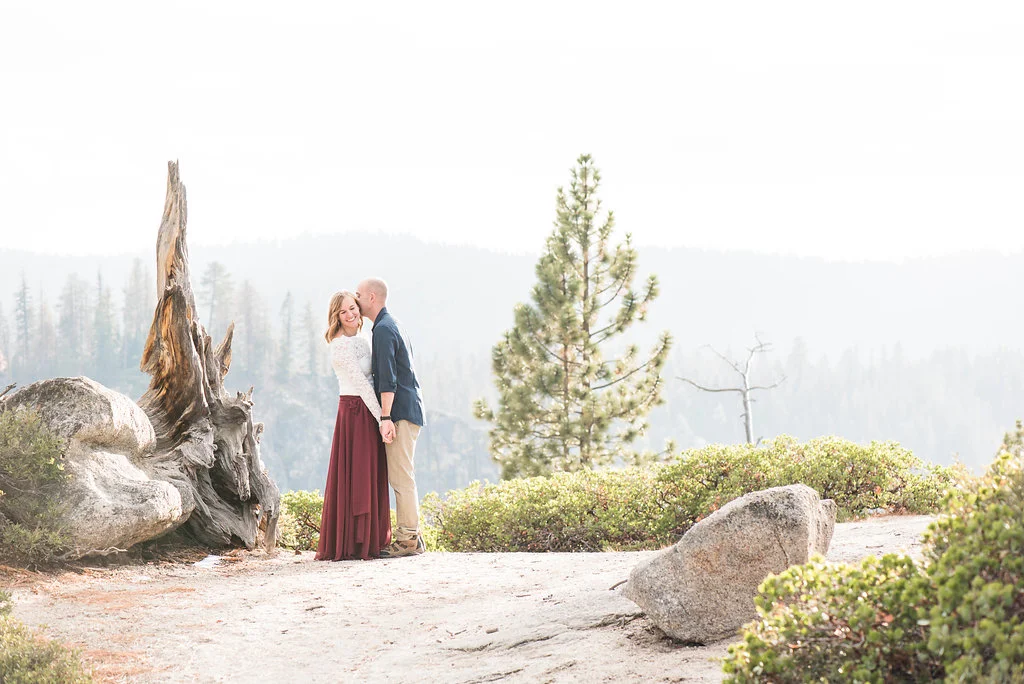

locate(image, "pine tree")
(277, 291), (295, 383)
(92, 272), (119, 383)
(57, 274), (90, 376)
(122, 258), (152, 371)
(301, 300), (320, 378)
(199, 261), (234, 341)
(35, 294), (57, 377)
(0, 302), (8, 378)
(474, 154), (672, 478)
(12, 275), (33, 379)
(236, 280), (269, 380)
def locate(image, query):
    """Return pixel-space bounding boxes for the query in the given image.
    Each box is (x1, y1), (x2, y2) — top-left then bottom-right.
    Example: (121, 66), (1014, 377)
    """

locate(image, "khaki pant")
(385, 420), (421, 542)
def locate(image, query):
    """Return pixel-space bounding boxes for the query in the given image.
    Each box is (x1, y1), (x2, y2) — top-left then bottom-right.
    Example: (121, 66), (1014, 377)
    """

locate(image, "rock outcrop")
(2, 377), (184, 555)
(624, 484), (836, 644)
(0, 162), (280, 558)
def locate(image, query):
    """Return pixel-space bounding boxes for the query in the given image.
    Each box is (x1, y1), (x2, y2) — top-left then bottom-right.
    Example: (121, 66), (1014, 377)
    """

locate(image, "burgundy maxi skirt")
(315, 396), (391, 561)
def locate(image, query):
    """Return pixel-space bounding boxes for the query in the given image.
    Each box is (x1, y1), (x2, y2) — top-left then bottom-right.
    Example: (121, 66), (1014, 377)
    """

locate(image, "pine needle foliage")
(475, 155), (672, 478)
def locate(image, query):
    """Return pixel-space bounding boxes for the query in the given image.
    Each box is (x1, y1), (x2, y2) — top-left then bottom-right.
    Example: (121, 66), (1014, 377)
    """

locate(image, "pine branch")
(526, 330), (573, 366)
(592, 357), (658, 391)
(594, 283), (628, 314)
(590, 320), (624, 342)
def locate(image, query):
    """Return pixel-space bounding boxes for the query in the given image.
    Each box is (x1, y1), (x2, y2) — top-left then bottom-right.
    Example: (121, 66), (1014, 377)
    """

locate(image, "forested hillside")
(1, 237), (1021, 494)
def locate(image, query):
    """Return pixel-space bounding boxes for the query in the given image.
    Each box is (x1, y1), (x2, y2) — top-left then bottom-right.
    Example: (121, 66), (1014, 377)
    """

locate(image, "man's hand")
(380, 421), (396, 444)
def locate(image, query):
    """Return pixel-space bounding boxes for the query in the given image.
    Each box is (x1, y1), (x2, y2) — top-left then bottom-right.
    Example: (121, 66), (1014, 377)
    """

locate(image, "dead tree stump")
(139, 161), (280, 549)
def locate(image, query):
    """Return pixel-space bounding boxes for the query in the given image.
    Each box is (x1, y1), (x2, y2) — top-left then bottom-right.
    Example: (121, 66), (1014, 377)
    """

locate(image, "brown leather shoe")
(380, 536), (424, 558)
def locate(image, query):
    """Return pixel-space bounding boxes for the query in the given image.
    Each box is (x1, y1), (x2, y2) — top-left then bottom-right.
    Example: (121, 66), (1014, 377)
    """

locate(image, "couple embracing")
(314, 278), (425, 561)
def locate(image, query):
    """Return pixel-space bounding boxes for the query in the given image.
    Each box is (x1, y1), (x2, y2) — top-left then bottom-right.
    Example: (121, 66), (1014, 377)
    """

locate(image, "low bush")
(0, 587), (92, 683)
(279, 490), (441, 552)
(278, 490), (324, 551)
(920, 451), (1024, 682)
(422, 467), (673, 552)
(0, 618), (92, 683)
(0, 408), (71, 566)
(425, 436), (964, 552)
(422, 468), (665, 552)
(723, 450), (1024, 682)
(657, 436), (961, 524)
(722, 555), (938, 682)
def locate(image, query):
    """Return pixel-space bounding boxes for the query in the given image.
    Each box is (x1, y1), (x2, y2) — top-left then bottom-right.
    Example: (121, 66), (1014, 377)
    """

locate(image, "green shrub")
(0, 409), (66, 495)
(920, 451), (1024, 682)
(0, 585), (91, 683)
(0, 525), (71, 567)
(279, 490), (442, 552)
(278, 490), (323, 551)
(723, 451), (1024, 682)
(658, 436), (962, 524)
(423, 468), (666, 552)
(0, 615), (92, 684)
(426, 437), (963, 552)
(0, 409), (71, 567)
(722, 555), (938, 682)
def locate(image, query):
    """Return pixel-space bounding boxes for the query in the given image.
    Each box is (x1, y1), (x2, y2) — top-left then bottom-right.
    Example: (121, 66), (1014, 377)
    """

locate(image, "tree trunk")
(741, 389), (754, 445)
(138, 161), (280, 550)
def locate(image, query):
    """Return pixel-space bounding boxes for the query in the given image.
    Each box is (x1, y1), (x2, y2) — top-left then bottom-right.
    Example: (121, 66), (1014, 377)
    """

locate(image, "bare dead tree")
(138, 161), (280, 549)
(679, 335), (785, 445)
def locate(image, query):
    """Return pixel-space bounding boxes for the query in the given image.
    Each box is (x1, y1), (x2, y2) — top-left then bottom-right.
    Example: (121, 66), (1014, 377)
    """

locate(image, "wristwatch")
(381, 416), (392, 422)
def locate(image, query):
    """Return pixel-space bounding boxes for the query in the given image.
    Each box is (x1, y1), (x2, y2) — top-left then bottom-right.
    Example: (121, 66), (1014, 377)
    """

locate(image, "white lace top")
(329, 332), (382, 424)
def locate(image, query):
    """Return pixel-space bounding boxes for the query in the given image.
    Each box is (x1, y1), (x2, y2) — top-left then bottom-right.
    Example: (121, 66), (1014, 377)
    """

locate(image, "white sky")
(1, 1), (1023, 260)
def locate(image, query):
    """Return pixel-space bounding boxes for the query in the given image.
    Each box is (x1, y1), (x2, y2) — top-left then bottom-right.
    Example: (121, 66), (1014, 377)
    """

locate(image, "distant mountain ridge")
(2, 234), (1021, 360)
(3, 235), (1023, 478)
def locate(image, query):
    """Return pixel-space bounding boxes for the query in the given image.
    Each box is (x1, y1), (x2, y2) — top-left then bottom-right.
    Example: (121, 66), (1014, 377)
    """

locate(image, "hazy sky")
(1, 1), (1022, 260)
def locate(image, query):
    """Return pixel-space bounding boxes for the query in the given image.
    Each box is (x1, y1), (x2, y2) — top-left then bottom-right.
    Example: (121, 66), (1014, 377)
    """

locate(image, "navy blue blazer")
(370, 307), (425, 427)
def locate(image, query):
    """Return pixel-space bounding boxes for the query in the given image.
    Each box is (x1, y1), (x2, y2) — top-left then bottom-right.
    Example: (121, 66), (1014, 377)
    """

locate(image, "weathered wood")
(139, 161), (279, 549)
(679, 334), (785, 446)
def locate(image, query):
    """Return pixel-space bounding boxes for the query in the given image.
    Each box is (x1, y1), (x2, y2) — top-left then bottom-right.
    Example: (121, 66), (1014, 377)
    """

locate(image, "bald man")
(356, 277), (426, 557)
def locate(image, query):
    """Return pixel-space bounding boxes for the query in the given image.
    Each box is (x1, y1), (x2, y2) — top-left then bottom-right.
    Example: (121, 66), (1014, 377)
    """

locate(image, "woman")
(315, 290), (392, 561)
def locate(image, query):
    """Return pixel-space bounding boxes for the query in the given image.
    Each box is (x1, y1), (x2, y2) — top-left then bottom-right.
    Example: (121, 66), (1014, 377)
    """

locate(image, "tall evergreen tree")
(92, 272), (119, 383)
(236, 280), (270, 379)
(12, 274), (33, 379)
(301, 300), (320, 378)
(122, 258), (153, 371)
(0, 302), (9, 378)
(199, 261), (234, 341)
(474, 154), (672, 478)
(35, 294), (58, 377)
(57, 274), (90, 376)
(277, 291), (295, 383)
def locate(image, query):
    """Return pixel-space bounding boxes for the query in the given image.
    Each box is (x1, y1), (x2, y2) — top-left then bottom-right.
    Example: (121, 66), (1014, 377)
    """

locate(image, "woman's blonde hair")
(324, 290), (363, 342)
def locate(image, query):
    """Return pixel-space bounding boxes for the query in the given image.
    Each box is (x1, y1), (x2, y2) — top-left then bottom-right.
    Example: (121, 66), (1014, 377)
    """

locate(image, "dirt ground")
(5, 515), (933, 683)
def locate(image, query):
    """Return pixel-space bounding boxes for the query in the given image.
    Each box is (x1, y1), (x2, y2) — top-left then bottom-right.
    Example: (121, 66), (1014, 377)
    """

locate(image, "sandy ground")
(5, 515), (933, 684)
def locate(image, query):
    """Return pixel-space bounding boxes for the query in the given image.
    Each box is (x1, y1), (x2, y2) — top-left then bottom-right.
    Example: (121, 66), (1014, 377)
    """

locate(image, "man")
(356, 277), (426, 558)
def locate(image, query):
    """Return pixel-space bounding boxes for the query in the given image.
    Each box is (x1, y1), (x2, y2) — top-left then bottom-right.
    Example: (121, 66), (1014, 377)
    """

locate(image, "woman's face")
(338, 296), (361, 330)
